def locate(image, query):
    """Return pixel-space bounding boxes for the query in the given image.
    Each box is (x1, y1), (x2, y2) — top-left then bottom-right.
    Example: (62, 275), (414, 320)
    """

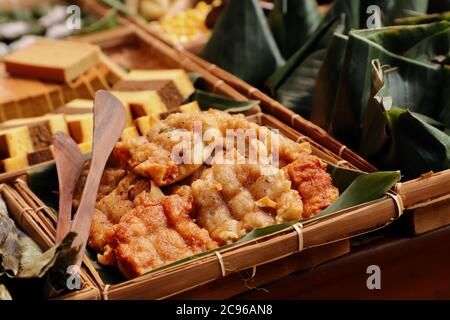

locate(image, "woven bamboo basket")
(17, 112), (404, 300)
(0, 181), (100, 300)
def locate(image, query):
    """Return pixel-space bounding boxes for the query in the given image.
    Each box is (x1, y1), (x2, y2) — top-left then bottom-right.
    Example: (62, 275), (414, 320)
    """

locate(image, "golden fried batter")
(191, 156), (304, 244)
(284, 154), (339, 217)
(87, 173), (217, 277)
(88, 173), (151, 265)
(114, 191), (217, 279)
(113, 110), (311, 186)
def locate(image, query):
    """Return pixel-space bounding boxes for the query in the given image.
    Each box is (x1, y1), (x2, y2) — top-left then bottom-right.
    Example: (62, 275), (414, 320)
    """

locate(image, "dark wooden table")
(234, 224), (450, 299)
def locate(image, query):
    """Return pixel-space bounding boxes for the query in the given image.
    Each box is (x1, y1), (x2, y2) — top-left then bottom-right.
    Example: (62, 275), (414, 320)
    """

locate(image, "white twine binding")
(247, 87), (258, 97)
(386, 191), (404, 218)
(19, 207), (34, 226)
(336, 160), (349, 167)
(35, 205), (51, 213)
(208, 64), (217, 71)
(103, 284), (110, 300)
(291, 114), (300, 127)
(338, 145), (347, 157)
(213, 80), (225, 92)
(215, 251), (226, 277)
(292, 223), (304, 252)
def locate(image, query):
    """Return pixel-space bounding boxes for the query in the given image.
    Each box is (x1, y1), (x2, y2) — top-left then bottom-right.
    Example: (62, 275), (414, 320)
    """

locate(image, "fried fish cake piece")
(88, 173), (151, 265)
(112, 110), (311, 186)
(113, 128), (203, 186)
(284, 154), (339, 217)
(192, 159), (304, 244)
(114, 191), (217, 279)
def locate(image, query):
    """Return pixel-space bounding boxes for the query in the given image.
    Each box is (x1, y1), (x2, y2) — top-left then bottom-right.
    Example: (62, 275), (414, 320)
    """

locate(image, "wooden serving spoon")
(70, 90), (126, 266)
(53, 132), (85, 244)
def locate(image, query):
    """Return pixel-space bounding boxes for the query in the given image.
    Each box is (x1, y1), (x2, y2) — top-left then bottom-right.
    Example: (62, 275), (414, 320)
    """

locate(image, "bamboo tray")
(17, 111), (404, 300)
(0, 181), (100, 300)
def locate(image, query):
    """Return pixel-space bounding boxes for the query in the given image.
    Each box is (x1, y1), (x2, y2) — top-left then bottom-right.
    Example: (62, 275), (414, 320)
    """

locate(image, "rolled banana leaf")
(395, 11), (450, 25)
(266, 14), (346, 117)
(361, 59), (450, 180)
(201, 0), (285, 87)
(0, 192), (80, 297)
(381, 0), (429, 26)
(268, 0), (322, 59)
(267, 0), (430, 118)
(310, 32), (349, 128)
(327, 21), (450, 147)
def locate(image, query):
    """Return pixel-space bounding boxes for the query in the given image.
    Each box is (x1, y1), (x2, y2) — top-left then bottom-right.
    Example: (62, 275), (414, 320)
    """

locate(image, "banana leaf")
(310, 33), (349, 128)
(382, 0), (429, 26)
(201, 0), (285, 87)
(439, 66), (450, 126)
(102, 0), (137, 17)
(267, 0), (431, 118)
(0, 189), (80, 297)
(266, 14), (346, 117)
(0, 284), (12, 300)
(10, 8), (34, 22)
(190, 90), (260, 113)
(361, 59), (450, 179)
(15, 229), (43, 277)
(395, 11), (450, 25)
(32, 4), (53, 18)
(268, 0), (322, 59)
(327, 21), (450, 147)
(74, 11), (119, 36)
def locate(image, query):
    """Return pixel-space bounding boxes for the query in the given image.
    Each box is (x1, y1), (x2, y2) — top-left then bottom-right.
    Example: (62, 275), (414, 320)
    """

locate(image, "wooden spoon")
(70, 90), (126, 266)
(53, 132), (85, 244)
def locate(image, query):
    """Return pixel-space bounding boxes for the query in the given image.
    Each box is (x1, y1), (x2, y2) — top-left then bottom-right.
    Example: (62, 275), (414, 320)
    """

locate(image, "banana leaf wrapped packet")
(201, 0), (284, 87)
(359, 59), (450, 180)
(0, 192), (79, 299)
(266, 0), (432, 117)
